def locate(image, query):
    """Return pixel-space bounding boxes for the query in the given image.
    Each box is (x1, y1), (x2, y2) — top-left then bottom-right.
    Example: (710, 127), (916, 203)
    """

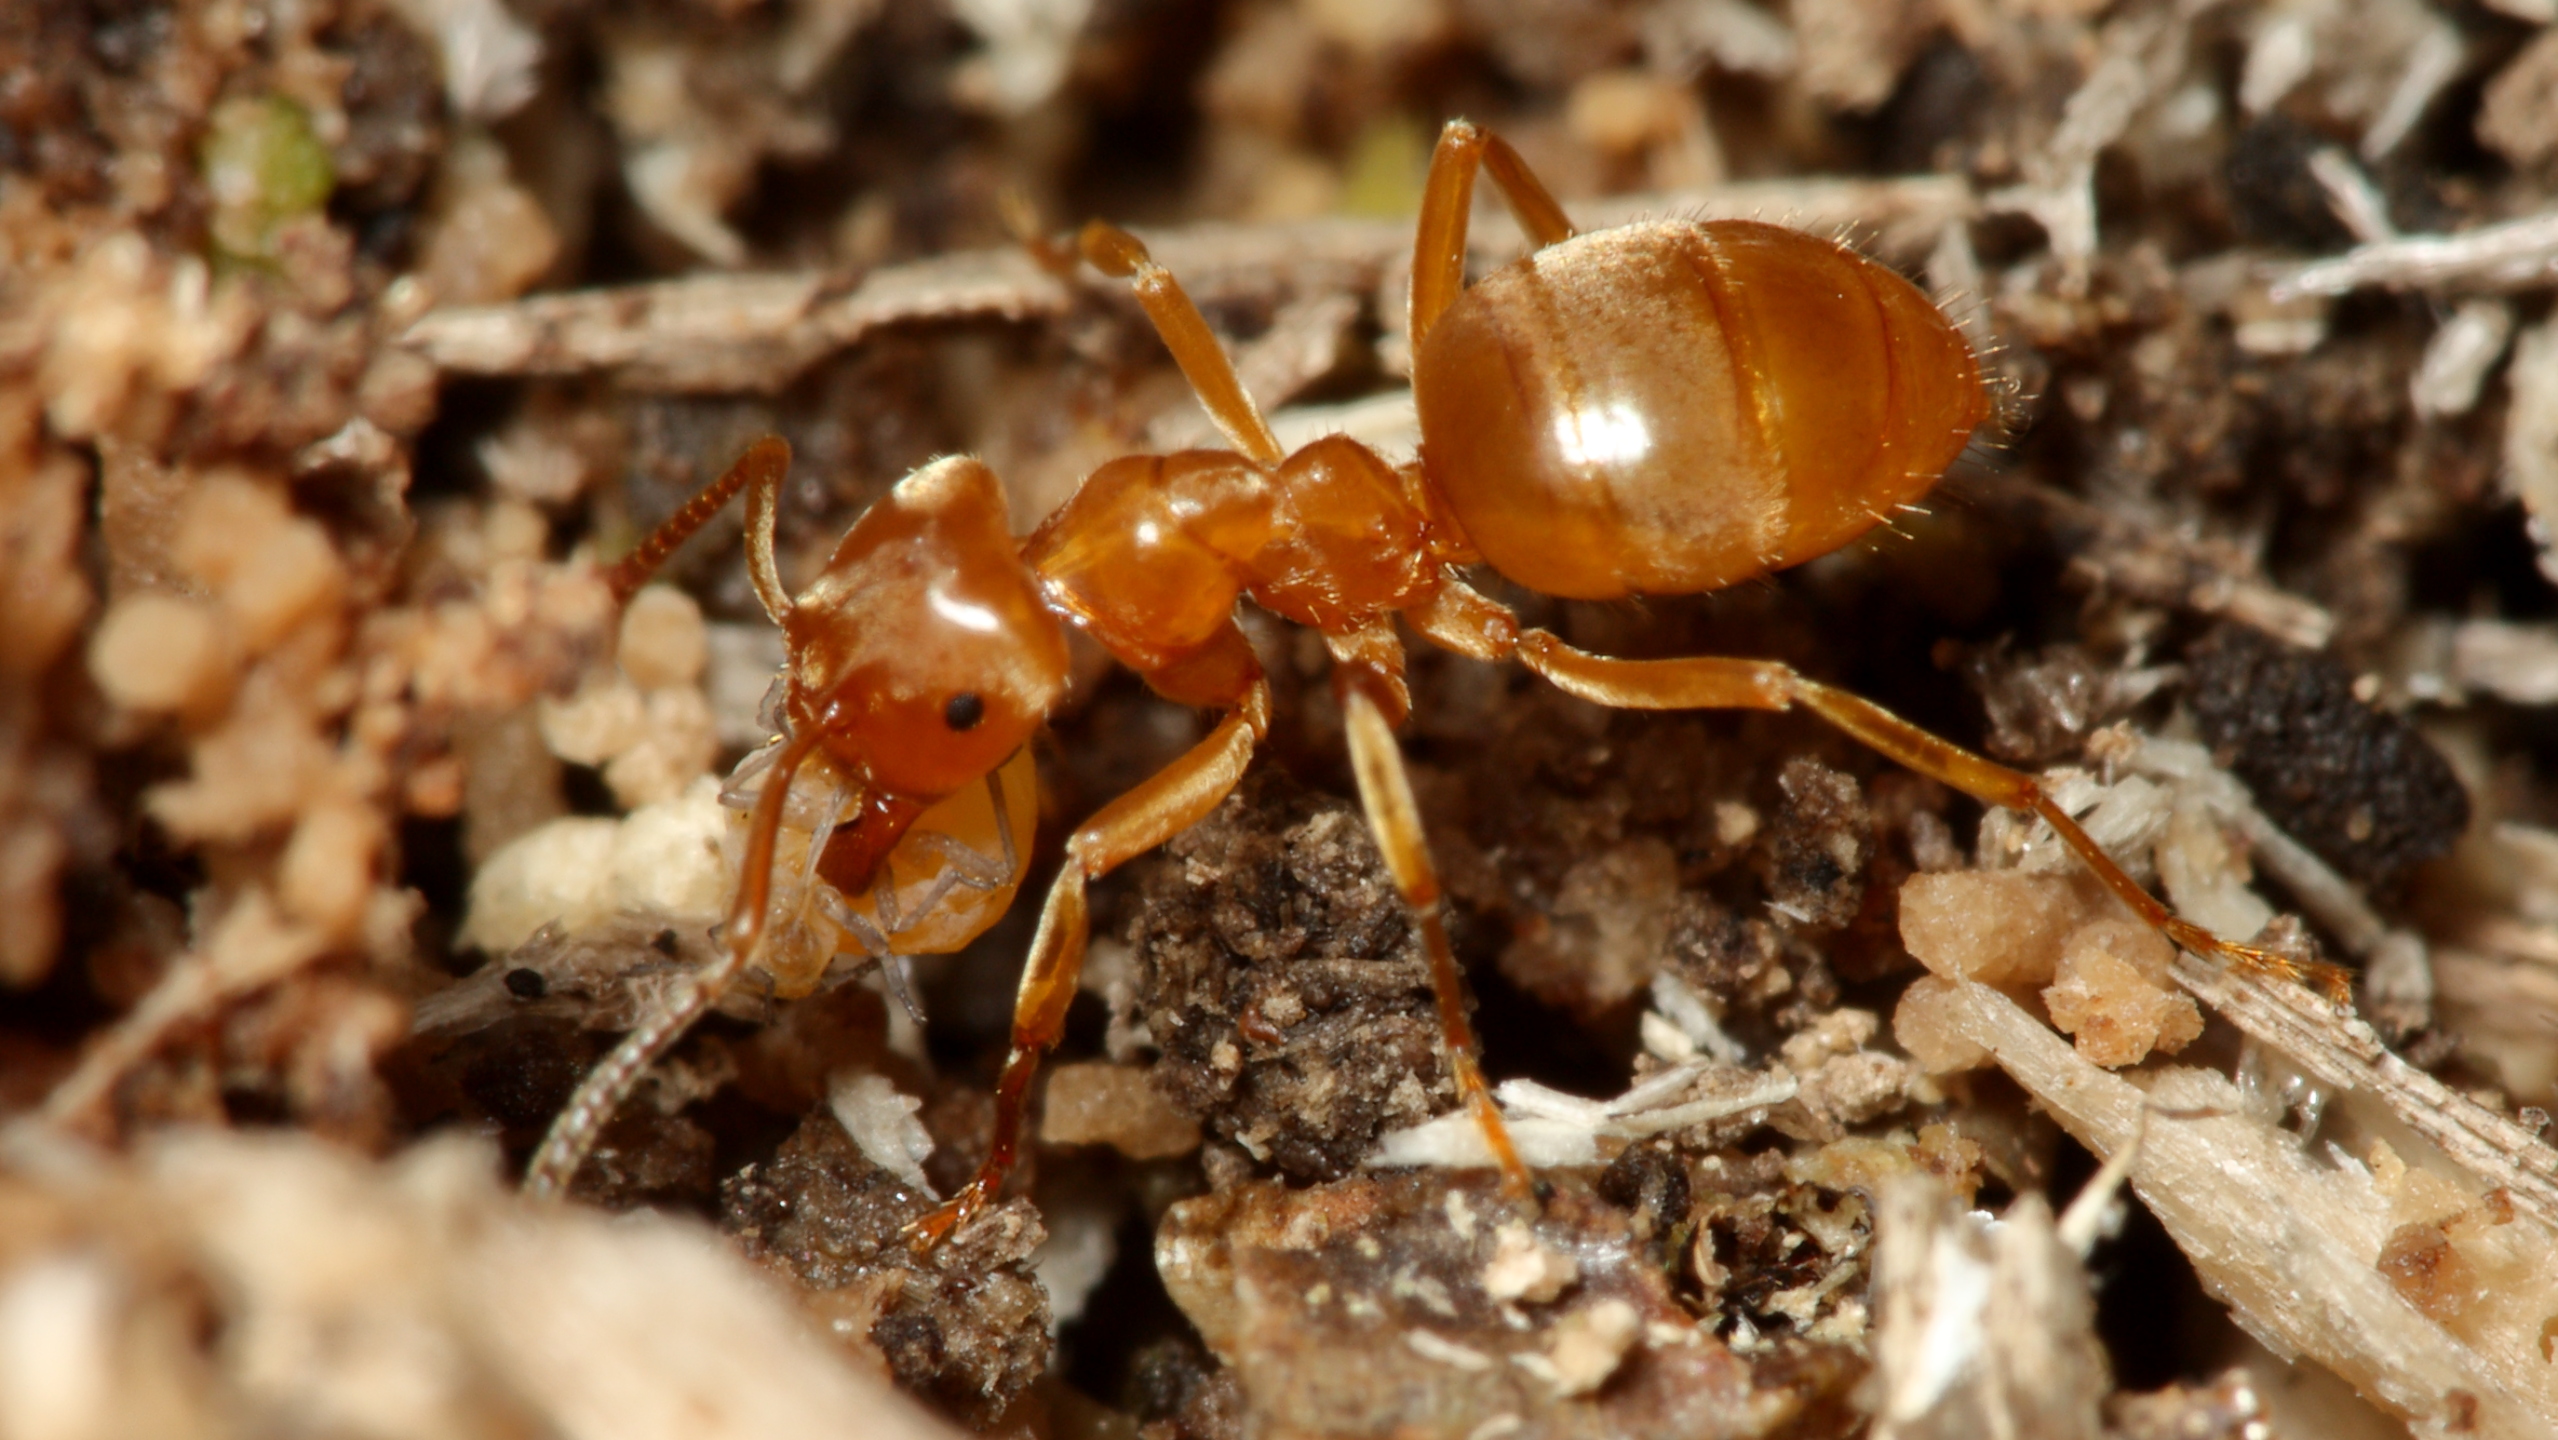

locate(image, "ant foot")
(2308, 960), (2357, 1007)
(2219, 935), (2357, 1008)
(1464, 1091), (1538, 1205)
(905, 1176), (997, 1251)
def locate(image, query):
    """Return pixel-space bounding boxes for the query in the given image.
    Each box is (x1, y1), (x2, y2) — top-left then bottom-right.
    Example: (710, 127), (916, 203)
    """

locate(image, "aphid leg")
(881, 957), (928, 1027)
(608, 434), (794, 619)
(824, 764), (1024, 1020)
(896, 768), (1024, 901)
(1073, 221), (1284, 466)
(1506, 632), (2358, 1002)
(885, 836), (1004, 924)
(907, 678), (1272, 1247)
(1331, 640), (1534, 1200)
(818, 884), (893, 961)
(816, 888), (929, 1027)
(1410, 121), (1579, 348)
(804, 879), (925, 1027)
(523, 727), (825, 1199)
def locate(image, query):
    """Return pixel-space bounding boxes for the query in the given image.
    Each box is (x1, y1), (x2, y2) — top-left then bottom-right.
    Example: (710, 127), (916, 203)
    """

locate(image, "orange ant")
(523, 120), (2352, 1241)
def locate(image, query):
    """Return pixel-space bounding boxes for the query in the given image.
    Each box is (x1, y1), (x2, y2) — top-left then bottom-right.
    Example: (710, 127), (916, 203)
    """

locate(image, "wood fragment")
(2164, 954), (2558, 1232)
(401, 177), (1977, 392)
(1867, 1177), (2107, 1440)
(1934, 977), (2558, 1438)
(1964, 474), (2336, 649)
(2275, 210), (2558, 299)
(31, 892), (332, 1133)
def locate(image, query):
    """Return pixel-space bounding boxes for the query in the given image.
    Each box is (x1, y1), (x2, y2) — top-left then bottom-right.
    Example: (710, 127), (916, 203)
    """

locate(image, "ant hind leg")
(1507, 631), (2357, 1002)
(1409, 122), (1579, 348)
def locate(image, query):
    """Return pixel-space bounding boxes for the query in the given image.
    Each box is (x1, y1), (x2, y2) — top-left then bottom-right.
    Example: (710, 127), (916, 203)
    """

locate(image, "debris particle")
(1482, 1221), (1578, 1305)
(1519, 1298), (1640, 1399)
(830, 1070), (937, 1193)
(1039, 1060), (1206, 1160)
(1898, 871), (2102, 990)
(2185, 624), (2471, 886)
(1866, 1175), (2107, 1440)
(722, 1111), (1050, 1428)
(1158, 1173), (1852, 1439)
(2039, 918), (2202, 1068)
(1762, 759), (1872, 933)
(1128, 773), (1453, 1181)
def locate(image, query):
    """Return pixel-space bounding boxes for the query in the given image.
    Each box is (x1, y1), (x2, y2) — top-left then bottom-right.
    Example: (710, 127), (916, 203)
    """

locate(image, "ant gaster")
(523, 121), (2351, 1241)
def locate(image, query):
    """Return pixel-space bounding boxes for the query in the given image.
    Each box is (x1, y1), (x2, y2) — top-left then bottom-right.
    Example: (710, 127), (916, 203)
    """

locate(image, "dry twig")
(1962, 474), (2337, 649)
(401, 177), (1976, 392)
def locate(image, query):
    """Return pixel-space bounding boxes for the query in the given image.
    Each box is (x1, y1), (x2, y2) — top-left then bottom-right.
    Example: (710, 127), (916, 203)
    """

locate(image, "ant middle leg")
(907, 664), (1274, 1246)
(1329, 629), (1533, 1198)
(1073, 222), (1284, 466)
(1410, 121), (1580, 348)
(1503, 631), (2357, 1001)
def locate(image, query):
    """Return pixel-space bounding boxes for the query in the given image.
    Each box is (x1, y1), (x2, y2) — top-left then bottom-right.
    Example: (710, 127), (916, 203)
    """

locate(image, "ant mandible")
(523, 120), (2352, 1241)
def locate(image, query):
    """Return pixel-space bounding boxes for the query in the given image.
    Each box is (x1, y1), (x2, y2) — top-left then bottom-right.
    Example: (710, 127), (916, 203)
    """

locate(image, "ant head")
(783, 457), (1068, 802)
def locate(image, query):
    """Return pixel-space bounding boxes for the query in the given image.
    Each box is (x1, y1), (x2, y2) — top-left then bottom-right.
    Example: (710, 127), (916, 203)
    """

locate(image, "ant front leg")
(906, 671), (1274, 1248)
(1504, 630), (2358, 1002)
(1331, 633), (1534, 1200)
(1410, 121), (1579, 349)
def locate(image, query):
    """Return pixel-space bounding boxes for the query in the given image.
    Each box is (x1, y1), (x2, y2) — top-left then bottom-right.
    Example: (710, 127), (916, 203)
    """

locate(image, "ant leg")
(609, 436), (795, 624)
(907, 677), (1274, 1246)
(524, 727), (826, 1198)
(1507, 631), (2358, 1002)
(1410, 121), (1579, 349)
(998, 187), (1080, 276)
(1075, 222), (1284, 466)
(1331, 646), (1533, 1198)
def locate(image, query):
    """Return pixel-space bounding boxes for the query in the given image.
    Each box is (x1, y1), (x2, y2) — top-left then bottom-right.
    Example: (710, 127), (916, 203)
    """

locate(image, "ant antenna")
(607, 436), (795, 613)
(523, 724), (824, 1198)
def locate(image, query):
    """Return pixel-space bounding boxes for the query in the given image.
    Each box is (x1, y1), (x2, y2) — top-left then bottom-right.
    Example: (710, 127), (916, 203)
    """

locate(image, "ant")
(522, 120), (2352, 1241)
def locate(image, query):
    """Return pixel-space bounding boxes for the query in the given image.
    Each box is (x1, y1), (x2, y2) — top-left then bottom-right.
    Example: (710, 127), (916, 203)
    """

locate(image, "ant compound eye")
(504, 967), (547, 1000)
(943, 692), (987, 731)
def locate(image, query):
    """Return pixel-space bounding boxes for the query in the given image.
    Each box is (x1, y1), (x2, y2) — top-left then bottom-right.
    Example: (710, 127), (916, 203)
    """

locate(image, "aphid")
(523, 120), (2350, 1238)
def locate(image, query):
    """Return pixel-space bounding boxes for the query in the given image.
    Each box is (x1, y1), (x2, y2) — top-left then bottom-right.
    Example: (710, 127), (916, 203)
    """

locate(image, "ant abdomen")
(1412, 218), (1989, 602)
